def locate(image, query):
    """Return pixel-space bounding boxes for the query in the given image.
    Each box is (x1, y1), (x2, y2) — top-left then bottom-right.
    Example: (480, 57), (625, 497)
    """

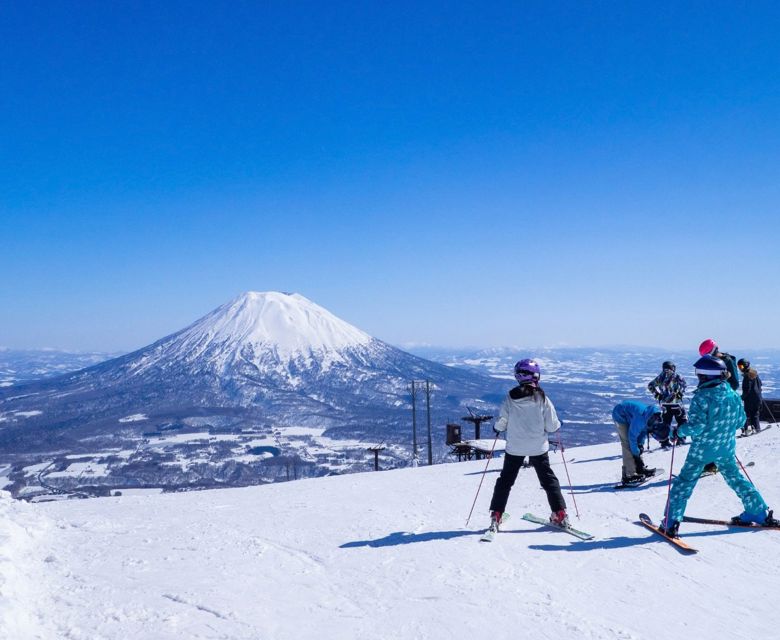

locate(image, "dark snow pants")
(744, 402), (761, 431)
(489, 452), (566, 514)
(662, 404), (687, 430)
(745, 411), (761, 431)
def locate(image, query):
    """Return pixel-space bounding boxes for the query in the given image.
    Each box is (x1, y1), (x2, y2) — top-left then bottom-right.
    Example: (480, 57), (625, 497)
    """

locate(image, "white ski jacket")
(494, 387), (561, 456)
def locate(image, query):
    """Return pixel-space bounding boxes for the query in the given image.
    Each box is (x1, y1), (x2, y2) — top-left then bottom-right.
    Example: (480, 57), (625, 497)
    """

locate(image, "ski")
(682, 515), (780, 530)
(701, 461), (753, 478)
(614, 468), (665, 490)
(737, 425), (773, 439)
(638, 513), (698, 554)
(521, 513), (595, 540)
(480, 513), (510, 542)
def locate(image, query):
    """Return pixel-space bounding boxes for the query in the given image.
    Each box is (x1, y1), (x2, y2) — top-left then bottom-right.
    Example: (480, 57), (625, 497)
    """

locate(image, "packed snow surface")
(2, 428), (779, 639)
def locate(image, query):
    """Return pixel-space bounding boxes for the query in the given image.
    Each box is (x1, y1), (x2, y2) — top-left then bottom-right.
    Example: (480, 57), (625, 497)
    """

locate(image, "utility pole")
(409, 380), (435, 467)
(409, 381), (419, 467)
(425, 380), (433, 465)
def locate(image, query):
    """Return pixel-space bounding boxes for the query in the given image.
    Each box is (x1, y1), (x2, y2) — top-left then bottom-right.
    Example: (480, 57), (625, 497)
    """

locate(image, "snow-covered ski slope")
(3, 426), (779, 640)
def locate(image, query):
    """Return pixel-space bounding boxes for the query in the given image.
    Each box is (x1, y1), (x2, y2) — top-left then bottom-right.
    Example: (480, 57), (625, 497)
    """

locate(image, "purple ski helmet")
(514, 358), (541, 385)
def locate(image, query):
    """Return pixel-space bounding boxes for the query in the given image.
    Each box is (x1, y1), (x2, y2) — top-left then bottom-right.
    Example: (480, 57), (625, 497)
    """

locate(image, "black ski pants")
(489, 452), (566, 514)
(662, 404), (687, 431)
(745, 410), (761, 431)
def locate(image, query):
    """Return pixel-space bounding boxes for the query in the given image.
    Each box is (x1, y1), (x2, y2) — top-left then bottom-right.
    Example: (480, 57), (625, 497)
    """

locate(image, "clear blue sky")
(2, 1), (779, 351)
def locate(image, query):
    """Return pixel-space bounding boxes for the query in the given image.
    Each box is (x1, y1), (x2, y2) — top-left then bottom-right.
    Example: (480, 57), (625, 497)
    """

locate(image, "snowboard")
(614, 468), (665, 490)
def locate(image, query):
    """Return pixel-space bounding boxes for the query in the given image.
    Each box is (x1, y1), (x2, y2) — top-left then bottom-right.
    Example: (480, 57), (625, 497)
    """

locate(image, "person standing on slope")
(611, 400), (664, 486)
(659, 355), (778, 538)
(697, 338), (740, 475)
(738, 358), (763, 435)
(647, 361), (688, 447)
(486, 359), (568, 535)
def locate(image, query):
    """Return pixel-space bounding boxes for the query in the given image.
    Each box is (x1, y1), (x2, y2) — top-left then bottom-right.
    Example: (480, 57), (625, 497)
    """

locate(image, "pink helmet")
(698, 338), (718, 357)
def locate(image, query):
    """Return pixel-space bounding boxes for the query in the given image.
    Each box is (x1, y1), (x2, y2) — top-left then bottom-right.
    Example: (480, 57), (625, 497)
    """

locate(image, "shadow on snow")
(340, 530), (484, 548)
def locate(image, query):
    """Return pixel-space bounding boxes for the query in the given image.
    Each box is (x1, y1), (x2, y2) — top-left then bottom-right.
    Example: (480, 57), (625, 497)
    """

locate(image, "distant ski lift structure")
(366, 442), (386, 471)
(461, 408), (494, 460)
(462, 407), (494, 440)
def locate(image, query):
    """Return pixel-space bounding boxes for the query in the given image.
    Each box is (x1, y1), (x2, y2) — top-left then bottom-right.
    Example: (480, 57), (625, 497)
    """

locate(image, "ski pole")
(557, 430), (581, 519)
(761, 399), (778, 425)
(662, 439), (677, 524)
(736, 455), (754, 485)
(464, 433), (499, 527)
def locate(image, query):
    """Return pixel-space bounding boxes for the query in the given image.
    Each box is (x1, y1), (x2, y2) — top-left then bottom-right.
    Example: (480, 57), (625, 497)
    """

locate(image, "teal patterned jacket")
(676, 379), (745, 458)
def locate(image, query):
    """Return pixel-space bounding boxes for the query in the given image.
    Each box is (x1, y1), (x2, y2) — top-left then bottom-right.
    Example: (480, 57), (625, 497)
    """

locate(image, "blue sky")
(2, 1), (779, 351)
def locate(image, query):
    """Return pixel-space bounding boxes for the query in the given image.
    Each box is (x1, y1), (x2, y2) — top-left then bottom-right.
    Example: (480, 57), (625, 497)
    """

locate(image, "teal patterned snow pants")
(665, 451), (767, 523)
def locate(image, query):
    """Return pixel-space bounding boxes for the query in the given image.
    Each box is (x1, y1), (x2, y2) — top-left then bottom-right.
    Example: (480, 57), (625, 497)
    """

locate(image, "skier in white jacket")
(486, 359), (568, 535)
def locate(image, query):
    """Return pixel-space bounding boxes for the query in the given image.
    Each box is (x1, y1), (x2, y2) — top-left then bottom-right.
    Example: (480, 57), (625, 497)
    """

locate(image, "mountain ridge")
(0, 292), (506, 494)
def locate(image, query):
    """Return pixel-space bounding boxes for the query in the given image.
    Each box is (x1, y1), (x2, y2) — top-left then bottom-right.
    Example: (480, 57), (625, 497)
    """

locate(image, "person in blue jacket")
(612, 400), (665, 485)
(659, 355), (778, 538)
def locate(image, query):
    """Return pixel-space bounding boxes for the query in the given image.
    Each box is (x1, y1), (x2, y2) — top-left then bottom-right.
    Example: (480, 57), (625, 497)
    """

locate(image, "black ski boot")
(621, 474), (645, 486)
(634, 455), (656, 477)
(659, 519), (680, 538)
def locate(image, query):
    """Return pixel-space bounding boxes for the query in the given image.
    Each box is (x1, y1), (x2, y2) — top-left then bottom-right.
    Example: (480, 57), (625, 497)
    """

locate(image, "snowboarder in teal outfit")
(660, 355), (778, 537)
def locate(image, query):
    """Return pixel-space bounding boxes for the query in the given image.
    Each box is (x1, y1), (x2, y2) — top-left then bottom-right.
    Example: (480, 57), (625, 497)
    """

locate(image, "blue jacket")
(677, 379), (745, 459)
(612, 400), (661, 456)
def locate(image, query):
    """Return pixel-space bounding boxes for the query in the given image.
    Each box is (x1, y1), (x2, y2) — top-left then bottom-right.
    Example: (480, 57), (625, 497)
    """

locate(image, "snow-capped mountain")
(0, 292), (507, 495)
(0, 291), (503, 423)
(125, 291), (377, 383)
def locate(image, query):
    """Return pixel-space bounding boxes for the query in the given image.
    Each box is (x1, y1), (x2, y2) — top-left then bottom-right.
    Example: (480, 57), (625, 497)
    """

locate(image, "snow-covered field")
(2, 427), (779, 640)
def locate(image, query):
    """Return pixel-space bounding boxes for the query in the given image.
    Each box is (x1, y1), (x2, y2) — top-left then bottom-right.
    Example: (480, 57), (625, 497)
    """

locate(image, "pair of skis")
(480, 512), (594, 542)
(737, 424), (773, 439)
(639, 512), (780, 554)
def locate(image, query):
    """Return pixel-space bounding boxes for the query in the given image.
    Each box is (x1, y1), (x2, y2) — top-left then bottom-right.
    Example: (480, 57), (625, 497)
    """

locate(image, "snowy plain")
(2, 427), (779, 640)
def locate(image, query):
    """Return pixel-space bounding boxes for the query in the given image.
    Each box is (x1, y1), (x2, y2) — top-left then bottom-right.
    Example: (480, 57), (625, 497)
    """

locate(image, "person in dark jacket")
(738, 358), (763, 435)
(647, 361), (688, 446)
(698, 338), (739, 390)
